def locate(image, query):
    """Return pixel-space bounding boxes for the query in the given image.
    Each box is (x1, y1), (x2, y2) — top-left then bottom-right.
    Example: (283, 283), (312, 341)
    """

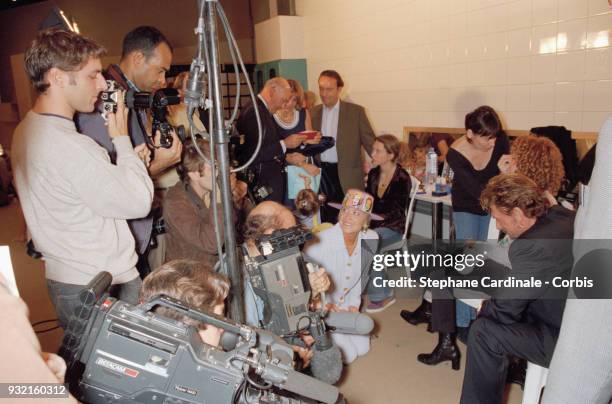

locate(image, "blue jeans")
(47, 276), (142, 329)
(365, 227), (401, 302)
(453, 212), (490, 327)
(453, 212), (491, 241)
(374, 227), (403, 248)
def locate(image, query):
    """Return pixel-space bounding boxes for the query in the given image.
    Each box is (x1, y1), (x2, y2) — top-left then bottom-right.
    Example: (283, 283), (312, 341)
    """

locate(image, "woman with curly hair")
(498, 135), (565, 206)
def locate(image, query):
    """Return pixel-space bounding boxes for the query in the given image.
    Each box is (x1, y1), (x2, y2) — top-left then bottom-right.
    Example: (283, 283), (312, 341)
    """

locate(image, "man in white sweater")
(11, 29), (153, 329)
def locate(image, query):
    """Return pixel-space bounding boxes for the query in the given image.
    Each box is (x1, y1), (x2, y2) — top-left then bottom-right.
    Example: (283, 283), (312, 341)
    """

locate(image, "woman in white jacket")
(304, 189), (381, 364)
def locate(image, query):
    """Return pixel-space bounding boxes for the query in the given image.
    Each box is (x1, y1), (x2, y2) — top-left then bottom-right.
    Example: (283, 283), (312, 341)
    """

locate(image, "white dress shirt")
(320, 100), (340, 163)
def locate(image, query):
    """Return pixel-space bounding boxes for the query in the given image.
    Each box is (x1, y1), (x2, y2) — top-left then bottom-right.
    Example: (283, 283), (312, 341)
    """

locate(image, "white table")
(415, 191), (452, 244)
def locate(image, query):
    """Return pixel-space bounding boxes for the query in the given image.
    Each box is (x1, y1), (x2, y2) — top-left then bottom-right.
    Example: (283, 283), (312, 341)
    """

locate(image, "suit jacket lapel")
(312, 105), (323, 131)
(337, 100), (347, 155)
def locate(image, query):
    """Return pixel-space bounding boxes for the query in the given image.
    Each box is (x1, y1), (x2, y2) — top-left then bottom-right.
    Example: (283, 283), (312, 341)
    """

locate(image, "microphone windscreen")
(311, 344), (343, 385)
(324, 312), (374, 335)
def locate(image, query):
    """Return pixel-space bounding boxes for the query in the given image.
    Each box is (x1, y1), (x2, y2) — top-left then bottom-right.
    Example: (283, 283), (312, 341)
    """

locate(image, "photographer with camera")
(163, 136), (247, 266)
(11, 29), (153, 329)
(76, 26), (182, 275)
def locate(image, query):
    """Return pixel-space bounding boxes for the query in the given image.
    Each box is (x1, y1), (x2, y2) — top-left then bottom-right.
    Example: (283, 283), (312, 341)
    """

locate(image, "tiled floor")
(0, 199), (524, 403)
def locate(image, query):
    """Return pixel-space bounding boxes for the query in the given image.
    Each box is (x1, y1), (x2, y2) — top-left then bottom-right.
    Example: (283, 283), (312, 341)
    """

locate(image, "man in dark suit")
(452, 174), (574, 404)
(236, 77), (305, 203)
(310, 70), (376, 222)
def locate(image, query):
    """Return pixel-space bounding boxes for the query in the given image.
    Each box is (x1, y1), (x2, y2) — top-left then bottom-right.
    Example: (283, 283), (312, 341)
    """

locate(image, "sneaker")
(365, 296), (396, 313)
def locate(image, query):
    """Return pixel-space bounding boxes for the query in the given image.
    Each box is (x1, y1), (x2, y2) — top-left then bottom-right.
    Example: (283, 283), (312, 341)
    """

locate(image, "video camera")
(244, 226), (374, 384)
(59, 272), (340, 404)
(101, 79), (186, 148)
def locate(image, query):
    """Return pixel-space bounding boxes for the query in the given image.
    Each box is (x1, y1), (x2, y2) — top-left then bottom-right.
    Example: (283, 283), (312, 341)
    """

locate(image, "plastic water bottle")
(425, 147), (438, 189)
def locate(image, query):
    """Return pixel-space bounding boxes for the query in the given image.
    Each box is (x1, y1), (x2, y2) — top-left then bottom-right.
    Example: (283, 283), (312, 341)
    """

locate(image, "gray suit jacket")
(311, 100), (376, 193)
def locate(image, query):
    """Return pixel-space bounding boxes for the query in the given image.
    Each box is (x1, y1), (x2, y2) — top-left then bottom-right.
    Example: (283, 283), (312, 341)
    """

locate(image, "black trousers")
(428, 258), (511, 333)
(460, 317), (557, 404)
(319, 162), (344, 223)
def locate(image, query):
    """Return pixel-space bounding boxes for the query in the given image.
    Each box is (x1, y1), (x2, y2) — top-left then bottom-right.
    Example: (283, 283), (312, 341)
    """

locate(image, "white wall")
(296, 0), (612, 135)
(255, 16), (305, 63)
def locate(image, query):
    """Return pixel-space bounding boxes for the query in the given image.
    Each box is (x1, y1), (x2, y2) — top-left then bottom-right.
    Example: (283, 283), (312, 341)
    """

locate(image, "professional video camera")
(244, 226), (374, 384)
(59, 272), (340, 404)
(100, 79), (186, 148)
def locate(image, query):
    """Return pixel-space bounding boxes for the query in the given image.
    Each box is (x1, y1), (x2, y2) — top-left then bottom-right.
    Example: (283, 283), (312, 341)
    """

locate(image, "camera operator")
(76, 26), (182, 275)
(139, 259), (230, 347)
(163, 137), (247, 266)
(11, 29), (153, 329)
(243, 201), (331, 364)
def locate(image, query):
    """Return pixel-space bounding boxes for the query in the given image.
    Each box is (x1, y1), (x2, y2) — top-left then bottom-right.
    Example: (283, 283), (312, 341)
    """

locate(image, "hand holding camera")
(105, 90), (128, 139)
(149, 129), (183, 176)
(133, 144), (151, 167)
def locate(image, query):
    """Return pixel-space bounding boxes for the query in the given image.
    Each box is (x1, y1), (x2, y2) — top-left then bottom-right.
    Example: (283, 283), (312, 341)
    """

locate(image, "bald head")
(260, 77), (291, 113)
(244, 201), (296, 244)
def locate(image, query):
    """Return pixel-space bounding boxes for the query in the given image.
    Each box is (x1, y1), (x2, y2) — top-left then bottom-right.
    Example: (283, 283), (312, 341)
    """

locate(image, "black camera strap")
(105, 64), (157, 152)
(106, 64), (137, 92)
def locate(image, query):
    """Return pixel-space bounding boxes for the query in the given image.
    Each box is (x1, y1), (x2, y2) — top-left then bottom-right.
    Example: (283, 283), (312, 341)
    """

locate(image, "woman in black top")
(448, 106), (510, 330)
(447, 106), (509, 241)
(366, 134), (412, 246)
(400, 106), (509, 333)
(365, 134), (411, 312)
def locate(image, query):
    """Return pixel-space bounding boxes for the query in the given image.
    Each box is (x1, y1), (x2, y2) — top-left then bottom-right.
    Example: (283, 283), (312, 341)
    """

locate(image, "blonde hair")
(399, 132), (431, 171)
(287, 79), (305, 110)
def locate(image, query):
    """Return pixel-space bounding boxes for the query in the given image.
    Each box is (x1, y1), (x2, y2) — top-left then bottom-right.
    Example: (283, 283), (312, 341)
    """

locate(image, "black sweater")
(366, 164), (412, 234)
(446, 134), (510, 215)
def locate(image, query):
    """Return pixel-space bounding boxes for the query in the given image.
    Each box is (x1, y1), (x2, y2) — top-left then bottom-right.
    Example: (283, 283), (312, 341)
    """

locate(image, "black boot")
(400, 300), (431, 326)
(417, 332), (461, 371)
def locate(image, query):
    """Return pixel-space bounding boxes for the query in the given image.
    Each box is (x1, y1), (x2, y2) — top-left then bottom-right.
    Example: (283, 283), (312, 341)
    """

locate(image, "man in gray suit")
(311, 70), (376, 222)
